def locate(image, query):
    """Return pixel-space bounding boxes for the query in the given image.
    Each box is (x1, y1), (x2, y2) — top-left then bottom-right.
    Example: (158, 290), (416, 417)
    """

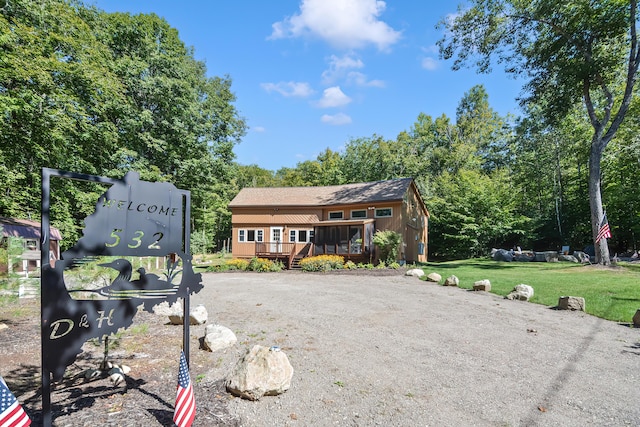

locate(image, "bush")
(357, 262), (375, 269)
(373, 230), (402, 265)
(247, 257), (283, 272)
(344, 260), (357, 269)
(226, 258), (249, 271)
(299, 255), (345, 272)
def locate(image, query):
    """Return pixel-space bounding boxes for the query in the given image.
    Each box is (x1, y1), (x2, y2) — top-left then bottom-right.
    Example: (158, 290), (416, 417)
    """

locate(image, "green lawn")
(421, 259), (640, 323)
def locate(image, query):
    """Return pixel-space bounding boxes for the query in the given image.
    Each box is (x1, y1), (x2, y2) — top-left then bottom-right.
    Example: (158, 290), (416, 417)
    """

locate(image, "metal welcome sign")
(40, 168), (203, 425)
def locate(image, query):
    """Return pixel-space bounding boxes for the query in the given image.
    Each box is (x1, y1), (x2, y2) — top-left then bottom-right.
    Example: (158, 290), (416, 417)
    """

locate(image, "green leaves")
(0, 0), (246, 250)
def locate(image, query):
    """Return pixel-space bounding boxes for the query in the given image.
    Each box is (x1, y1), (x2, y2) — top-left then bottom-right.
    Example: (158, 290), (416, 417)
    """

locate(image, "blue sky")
(91, 0), (526, 172)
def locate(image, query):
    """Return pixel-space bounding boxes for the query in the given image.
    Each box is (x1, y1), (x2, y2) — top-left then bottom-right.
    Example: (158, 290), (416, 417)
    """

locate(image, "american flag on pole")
(0, 375), (31, 427)
(173, 351), (195, 427)
(596, 212), (612, 242)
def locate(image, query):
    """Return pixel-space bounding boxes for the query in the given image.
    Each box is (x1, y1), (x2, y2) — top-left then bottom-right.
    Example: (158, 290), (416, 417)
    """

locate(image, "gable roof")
(0, 217), (63, 240)
(229, 177), (421, 209)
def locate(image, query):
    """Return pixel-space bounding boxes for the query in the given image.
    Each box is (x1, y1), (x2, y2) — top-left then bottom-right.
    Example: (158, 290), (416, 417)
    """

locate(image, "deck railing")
(254, 241), (296, 256)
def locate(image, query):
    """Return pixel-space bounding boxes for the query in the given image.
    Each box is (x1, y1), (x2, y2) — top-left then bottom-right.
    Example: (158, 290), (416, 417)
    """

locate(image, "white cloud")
(321, 113), (352, 125)
(321, 54), (384, 87)
(421, 57), (439, 71)
(347, 71), (385, 87)
(269, 0), (402, 51)
(252, 126), (266, 133)
(321, 54), (364, 84)
(315, 86), (352, 108)
(260, 81), (315, 97)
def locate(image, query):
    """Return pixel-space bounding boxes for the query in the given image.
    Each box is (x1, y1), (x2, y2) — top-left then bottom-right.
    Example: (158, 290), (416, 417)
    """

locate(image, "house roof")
(229, 177), (422, 209)
(0, 217), (62, 240)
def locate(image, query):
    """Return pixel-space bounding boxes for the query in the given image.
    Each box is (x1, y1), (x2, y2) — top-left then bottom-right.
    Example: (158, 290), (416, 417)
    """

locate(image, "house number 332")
(105, 228), (164, 249)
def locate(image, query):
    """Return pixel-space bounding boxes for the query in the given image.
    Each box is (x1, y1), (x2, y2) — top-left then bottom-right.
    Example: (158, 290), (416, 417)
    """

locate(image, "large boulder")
(225, 345), (294, 400)
(633, 310), (640, 328)
(203, 324), (237, 352)
(444, 275), (459, 287)
(189, 304), (208, 325)
(473, 279), (491, 292)
(493, 249), (513, 262)
(558, 254), (579, 263)
(426, 272), (442, 283)
(505, 284), (534, 301)
(405, 268), (425, 278)
(163, 303), (209, 325)
(557, 296), (585, 311)
(573, 251), (590, 264)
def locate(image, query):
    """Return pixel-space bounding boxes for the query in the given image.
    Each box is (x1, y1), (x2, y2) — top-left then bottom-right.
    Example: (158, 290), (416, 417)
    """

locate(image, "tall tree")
(439, 0), (640, 264)
(0, 0), (246, 249)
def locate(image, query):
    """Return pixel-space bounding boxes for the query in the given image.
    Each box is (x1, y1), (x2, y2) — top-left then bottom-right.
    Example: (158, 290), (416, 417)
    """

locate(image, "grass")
(422, 259), (640, 323)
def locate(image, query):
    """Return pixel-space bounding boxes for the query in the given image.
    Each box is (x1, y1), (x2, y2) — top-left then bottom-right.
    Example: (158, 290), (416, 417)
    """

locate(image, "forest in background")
(1, 0), (639, 260)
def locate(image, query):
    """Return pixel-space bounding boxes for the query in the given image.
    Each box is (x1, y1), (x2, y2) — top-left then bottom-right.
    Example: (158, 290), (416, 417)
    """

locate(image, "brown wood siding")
(402, 188), (428, 263)
(229, 182), (429, 264)
(231, 207), (321, 259)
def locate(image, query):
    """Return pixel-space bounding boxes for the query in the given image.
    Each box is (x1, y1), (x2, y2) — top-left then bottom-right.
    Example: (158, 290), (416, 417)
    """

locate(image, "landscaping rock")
(203, 324), (237, 352)
(405, 268), (425, 278)
(506, 284), (534, 301)
(633, 310), (640, 328)
(189, 304), (208, 325)
(444, 275), (459, 287)
(426, 272), (442, 283)
(493, 248), (513, 262)
(473, 279), (491, 292)
(225, 345), (294, 401)
(557, 296), (585, 311)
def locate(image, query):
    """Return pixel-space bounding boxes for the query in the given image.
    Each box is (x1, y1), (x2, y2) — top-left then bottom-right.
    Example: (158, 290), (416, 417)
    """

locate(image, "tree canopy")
(0, 0), (246, 250)
(438, 0), (640, 264)
(2, 0), (639, 260)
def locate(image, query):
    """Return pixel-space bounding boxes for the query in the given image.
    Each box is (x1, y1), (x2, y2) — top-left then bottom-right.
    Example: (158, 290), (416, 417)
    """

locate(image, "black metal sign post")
(40, 168), (202, 426)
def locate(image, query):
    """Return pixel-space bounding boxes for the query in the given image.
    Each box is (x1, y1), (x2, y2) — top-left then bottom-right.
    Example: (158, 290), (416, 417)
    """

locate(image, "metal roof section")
(0, 217), (63, 240)
(229, 177), (415, 208)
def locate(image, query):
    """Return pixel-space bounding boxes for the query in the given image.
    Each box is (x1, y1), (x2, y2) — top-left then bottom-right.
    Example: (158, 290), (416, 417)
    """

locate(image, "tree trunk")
(588, 138), (611, 265)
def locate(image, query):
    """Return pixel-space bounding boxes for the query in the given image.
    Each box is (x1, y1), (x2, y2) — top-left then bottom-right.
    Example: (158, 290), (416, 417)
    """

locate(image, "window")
(328, 211), (344, 220)
(238, 229), (263, 242)
(350, 209), (367, 219)
(375, 208), (392, 218)
(289, 229), (313, 242)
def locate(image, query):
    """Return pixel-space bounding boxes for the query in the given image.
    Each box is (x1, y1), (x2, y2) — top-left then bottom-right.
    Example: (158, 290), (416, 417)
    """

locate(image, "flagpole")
(183, 286), (190, 367)
(41, 168), (52, 427)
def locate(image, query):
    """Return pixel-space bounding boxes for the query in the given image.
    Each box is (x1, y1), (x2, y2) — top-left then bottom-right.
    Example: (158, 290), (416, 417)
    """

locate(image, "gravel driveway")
(190, 271), (640, 426)
(2, 270), (638, 426)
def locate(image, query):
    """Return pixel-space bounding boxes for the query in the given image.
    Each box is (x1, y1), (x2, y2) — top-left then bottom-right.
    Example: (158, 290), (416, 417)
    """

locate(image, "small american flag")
(596, 212), (612, 242)
(173, 351), (195, 427)
(0, 375), (31, 427)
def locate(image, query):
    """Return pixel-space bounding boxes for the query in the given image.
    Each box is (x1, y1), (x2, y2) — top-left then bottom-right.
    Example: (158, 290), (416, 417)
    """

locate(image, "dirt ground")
(1, 269), (639, 426)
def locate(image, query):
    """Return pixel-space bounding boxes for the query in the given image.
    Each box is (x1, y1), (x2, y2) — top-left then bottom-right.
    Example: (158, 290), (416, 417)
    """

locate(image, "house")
(0, 217), (62, 273)
(228, 178), (429, 268)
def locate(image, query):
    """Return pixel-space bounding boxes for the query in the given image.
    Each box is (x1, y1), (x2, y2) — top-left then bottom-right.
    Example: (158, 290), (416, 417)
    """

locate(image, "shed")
(0, 217), (62, 272)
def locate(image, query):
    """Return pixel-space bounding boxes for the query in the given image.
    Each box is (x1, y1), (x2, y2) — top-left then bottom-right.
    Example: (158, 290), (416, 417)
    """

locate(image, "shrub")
(344, 260), (357, 269)
(357, 262), (374, 269)
(299, 255), (345, 271)
(226, 258), (250, 271)
(247, 257), (283, 272)
(206, 263), (229, 272)
(388, 261), (401, 269)
(373, 230), (402, 265)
